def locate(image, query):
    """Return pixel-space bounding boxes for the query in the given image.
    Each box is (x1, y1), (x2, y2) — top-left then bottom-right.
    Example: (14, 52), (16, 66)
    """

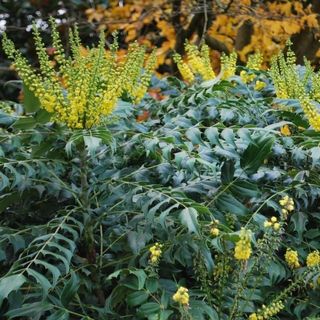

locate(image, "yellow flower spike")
(279, 196), (294, 219)
(220, 51), (237, 80)
(199, 43), (216, 80)
(246, 52), (263, 70)
(173, 53), (195, 83)
(185, 43), (208, 79)
(149, 243), (163, 265)
(2, 24), (155, 129)
(234, 228), (252, 261)
(285, 248), (300, 269)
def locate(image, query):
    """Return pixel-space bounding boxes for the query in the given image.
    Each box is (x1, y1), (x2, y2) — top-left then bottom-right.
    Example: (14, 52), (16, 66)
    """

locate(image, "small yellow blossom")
(210, 219), (220, 237)
(173, 53), (195, 82)
(210, 227), (219, 237)
(149, 243), (163, 265)
(280, 125), (291, 136)
(279, 196), (294, 219)
(173, 286), (189, 306)
(254, 80), (266, 91)
(273, 222), (281, 231)
(248, 313), (258, 320)
(264, 220), (272, 228)
(306, 251), (320, 267)
(285, 248), (300, 269)
(264, 216), (281, 231)
(240, 70), (255, 83)
(234, 228), (252, 261)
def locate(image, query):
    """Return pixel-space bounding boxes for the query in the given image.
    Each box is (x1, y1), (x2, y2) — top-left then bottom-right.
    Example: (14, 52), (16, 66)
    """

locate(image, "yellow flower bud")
(210, 227), (219, 237)
(273, 223), (281, 231)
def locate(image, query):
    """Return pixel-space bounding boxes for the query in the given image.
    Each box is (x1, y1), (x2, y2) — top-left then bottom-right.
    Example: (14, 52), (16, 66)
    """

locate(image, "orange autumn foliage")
(86, 0), (320, 74)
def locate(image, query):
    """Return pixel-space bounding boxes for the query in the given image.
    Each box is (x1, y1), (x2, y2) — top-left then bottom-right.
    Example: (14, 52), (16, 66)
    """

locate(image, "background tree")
(2, 0), (320, 101)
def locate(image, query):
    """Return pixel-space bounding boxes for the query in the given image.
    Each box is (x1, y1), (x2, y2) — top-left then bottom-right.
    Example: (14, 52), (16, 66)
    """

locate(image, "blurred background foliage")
(1, 0), (320, 102)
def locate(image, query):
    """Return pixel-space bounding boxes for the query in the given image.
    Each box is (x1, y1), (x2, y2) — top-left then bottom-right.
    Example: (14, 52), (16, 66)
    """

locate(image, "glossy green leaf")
(60, 272), (80, 307)
(180, 207), (199, 234)
(240, 135), (275, 174)
(0, 274), (27, 305)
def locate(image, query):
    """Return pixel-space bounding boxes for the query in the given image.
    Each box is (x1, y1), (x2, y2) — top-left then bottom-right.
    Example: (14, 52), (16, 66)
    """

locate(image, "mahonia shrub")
(270, 43), (320, 131)
(2, 17), (156, 129)
(0, 38), (320, 320)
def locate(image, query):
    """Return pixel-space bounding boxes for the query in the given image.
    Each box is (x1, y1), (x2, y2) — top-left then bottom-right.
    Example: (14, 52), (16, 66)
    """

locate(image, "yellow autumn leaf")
(304, 15), (319, 29)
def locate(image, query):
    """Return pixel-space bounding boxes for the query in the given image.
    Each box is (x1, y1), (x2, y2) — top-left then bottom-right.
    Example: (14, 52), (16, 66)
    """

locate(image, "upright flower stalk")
(2, 17), (156, 129)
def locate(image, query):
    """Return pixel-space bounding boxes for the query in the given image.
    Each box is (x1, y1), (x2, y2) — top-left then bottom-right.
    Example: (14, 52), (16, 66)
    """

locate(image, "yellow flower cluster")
(172, 53), (195, 83)
(220, 52), (237, 80)
(280, 124), (291, 136)
(285, 248), (300, 269)
(234, 228), (252, 261)
(2, 19), (155, 129)
(254, 80), (266, 91)
(311, 70), (320, 102)
(210, 219), (220, 237)
(298, 93), (320, 132)
(270, 50), (297, 99)
(240, 70), (255, 84)
(270, 46), (320, 132)
(200, 44), (216, 80)
(306, 251), (320, 267)
(0, 102), (12, 114)
(149, 243), (163, 265)
(186, 43), (215, 81)
(249, 300), (284, 320)
(240, 52), (263, 84)
(173, 43), (215, 82)
(173, 286), (189, 306)
(279, 195), (294, 219)
(247, 52), (263, 71)
(133, 50), (157, 104)
(264, 216), (281, 231)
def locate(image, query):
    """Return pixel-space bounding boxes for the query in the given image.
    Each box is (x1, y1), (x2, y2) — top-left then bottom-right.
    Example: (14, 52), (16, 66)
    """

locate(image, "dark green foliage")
(0, 69), (320, 319)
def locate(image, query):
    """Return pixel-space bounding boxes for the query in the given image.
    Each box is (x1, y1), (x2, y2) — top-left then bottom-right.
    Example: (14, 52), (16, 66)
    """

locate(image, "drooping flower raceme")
(2, 18), (156, 129)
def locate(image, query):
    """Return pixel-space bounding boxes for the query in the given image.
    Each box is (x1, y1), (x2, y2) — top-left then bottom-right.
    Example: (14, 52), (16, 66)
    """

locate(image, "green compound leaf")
(240, 134), (275, 175)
